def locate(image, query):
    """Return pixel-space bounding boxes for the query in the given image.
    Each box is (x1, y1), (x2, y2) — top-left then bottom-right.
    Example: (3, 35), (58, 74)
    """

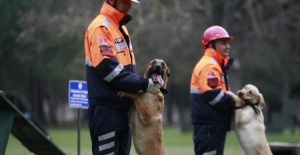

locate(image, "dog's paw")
(239, 99), (246, 107)
(235, 98), (245, 107)
(226, 91), (245, 107)
(117, 91), (137, 100)
(117, 91), (125, 97)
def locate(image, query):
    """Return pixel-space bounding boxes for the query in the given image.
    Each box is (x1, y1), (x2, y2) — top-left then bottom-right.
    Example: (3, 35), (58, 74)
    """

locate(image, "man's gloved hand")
(146, 78), (161, 94)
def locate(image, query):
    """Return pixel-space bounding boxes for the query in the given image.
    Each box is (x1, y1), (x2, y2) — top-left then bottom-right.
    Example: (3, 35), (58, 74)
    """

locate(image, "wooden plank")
(0, 93), (66, 155)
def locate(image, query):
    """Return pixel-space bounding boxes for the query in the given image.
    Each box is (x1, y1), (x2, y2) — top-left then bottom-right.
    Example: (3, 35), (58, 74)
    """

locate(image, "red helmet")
(202, 25), (234, 49)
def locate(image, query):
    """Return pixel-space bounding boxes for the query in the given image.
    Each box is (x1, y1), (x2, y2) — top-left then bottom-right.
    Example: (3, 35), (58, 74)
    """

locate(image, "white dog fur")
(227, 84), (273, 155)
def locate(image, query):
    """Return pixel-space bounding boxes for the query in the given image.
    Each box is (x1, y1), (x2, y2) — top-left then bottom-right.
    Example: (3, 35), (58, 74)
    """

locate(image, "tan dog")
(118, 59), (170, 155)
(227, 84), (273, 155)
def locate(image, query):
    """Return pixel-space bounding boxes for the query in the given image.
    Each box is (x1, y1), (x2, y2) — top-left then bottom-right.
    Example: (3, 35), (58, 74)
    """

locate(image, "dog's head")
(237, 84), (265, 109)
(144, 59), (170, 94)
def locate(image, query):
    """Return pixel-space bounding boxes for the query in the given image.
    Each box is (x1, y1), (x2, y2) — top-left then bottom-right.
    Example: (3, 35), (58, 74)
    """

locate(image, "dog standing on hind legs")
(226, 84), (273, 155)
(118, 59), (170, 155)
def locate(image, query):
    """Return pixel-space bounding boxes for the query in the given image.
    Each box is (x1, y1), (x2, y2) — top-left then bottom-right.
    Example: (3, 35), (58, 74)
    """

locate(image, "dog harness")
(236, 100), (261, 114)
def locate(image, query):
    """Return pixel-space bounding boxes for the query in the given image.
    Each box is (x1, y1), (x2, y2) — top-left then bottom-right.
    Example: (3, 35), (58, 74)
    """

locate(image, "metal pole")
(77, 109), (81, 155)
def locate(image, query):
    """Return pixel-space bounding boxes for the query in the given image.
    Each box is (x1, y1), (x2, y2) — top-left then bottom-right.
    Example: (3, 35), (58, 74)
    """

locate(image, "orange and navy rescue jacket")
(84, 2), (148, 110)
(190, 48), (235, 130)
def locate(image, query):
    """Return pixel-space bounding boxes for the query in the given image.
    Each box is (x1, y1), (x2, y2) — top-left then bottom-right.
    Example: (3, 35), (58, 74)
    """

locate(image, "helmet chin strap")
(212, 41), (216, 50)
(207, 41), (216, 50)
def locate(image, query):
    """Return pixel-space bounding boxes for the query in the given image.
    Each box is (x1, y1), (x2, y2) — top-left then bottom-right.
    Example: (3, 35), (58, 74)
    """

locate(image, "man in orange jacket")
(84, 0), (161, 154)
(190, 25), (236, 155)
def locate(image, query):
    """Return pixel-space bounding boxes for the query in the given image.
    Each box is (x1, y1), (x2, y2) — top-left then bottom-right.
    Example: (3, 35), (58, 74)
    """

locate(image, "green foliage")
(0, 0), (84, 102)
(0, 0), (41, 100)
(0, 0), (38, 59)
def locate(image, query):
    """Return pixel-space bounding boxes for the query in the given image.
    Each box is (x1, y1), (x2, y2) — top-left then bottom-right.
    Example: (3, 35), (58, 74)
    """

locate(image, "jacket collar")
(204, 48), (230, 66)
(100, 2), (126, 26)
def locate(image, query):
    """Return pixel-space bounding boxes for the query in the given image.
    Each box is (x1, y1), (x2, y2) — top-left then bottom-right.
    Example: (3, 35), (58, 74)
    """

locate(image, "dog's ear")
(167, 67), (170, 77)
(258, 93), (265, 109)
(144, 63), (152, 78)
(160, 65), (169, 93)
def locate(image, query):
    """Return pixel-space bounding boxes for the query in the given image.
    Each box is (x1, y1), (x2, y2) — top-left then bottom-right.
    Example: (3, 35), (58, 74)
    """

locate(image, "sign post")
(68, 80), (88, 155)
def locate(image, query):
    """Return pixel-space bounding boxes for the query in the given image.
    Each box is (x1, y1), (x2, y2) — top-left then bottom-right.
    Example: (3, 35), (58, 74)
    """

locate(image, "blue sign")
(69, 80), (88, 109)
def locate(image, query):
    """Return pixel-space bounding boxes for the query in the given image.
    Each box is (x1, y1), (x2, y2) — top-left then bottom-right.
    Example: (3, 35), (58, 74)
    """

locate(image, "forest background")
(1, 0), (300, 132)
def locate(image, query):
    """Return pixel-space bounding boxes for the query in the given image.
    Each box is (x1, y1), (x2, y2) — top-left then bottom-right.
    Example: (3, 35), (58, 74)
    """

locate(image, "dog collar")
(160, 88), (168, 94)
(235, 101), (261, 115)
(245, 101), (261, 115)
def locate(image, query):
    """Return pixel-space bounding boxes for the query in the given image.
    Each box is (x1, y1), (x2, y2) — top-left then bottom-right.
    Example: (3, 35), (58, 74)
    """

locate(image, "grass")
(5, 125), (300, 155)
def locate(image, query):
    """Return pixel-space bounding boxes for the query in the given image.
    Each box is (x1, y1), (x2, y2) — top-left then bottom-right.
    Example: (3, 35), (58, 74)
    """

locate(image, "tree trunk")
(30, 76), (46, 126)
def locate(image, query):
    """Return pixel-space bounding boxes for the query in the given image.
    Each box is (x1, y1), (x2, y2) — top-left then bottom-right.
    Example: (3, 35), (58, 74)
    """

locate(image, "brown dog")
(227, 84), (273, 155)
(118, 59), (170, 155)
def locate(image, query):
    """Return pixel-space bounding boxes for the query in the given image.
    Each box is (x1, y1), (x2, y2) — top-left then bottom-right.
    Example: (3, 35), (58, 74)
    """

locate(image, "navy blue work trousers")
(88, 105), (131, 155)
(193, 123), (227, 155)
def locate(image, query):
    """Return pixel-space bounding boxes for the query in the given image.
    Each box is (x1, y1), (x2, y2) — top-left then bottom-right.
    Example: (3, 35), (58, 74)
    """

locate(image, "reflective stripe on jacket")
(190, 48), (235, 130)
(84, 2), (148, 110)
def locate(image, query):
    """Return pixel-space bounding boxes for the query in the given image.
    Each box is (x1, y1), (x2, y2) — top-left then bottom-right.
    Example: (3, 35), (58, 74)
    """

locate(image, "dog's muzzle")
(151, 73), (164, 87)
(150, 65), (164, 86)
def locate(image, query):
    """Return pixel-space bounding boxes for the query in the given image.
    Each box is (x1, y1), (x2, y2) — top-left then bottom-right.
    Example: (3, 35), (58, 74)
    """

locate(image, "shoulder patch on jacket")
(99, 38), (113, 57)
(207, 71), (218, 88)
